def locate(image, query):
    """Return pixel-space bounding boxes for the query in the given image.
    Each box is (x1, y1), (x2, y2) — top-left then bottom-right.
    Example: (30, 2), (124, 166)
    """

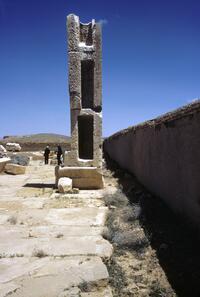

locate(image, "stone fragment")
(5, 163), (26, 175)
(0, 145), (7, 158)
(0, 145), (7, 153)
(6, 143), (21, 152)
(72, 188), (79, 194)
(58, 177), (72, 193)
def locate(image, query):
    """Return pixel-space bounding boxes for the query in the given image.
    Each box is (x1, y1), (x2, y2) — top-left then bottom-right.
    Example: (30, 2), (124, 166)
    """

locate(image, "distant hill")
(0, 133), (71, 152)
(1, 133), (70, 143)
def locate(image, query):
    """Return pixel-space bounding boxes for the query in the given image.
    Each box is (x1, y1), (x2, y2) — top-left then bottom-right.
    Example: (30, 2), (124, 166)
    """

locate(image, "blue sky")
(0, 0), (200, 137)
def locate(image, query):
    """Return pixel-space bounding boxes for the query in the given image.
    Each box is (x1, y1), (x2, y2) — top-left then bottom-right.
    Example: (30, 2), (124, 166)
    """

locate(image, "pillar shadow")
(23, 183), (55, 189)
(104, 152), (200, 297)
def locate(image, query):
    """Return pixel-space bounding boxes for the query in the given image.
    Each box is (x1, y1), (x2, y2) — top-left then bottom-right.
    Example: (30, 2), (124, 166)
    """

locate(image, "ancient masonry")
(56, 14), (104, 189)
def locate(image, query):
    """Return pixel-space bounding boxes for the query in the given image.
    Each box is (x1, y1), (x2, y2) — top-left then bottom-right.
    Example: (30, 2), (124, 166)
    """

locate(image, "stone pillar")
(65, 14), (103, 169)
(56, 14), (104, 189)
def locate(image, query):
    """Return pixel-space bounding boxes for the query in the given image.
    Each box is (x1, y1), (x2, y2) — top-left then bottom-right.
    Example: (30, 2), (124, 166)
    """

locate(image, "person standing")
(56, 145), (63, 165)
(44, 146), (50, 164)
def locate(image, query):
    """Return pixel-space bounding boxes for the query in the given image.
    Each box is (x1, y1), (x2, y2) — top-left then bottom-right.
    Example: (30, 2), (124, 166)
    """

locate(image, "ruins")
(55, 14), (104, 189)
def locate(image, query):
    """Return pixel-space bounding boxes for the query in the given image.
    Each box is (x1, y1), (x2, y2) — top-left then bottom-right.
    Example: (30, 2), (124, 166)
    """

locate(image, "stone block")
(56, 167), (104, 189)
(6, 143), (21, 152)
(58, 177), (72, 193)
(5, 163), (26, 175)
(0, 157), (10, 173)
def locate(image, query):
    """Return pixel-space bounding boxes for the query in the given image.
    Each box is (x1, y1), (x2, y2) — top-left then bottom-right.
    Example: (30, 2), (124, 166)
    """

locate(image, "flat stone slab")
(0, 225), (103, 238)
(45, 207), (107, 226)
(0, 207), (108, 227)
(0, 257), (110, 297)
(0, 235), (112, 258)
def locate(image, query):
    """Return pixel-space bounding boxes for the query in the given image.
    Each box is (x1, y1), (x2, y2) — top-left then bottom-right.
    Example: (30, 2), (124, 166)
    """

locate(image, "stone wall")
(104, 100), (200, 226)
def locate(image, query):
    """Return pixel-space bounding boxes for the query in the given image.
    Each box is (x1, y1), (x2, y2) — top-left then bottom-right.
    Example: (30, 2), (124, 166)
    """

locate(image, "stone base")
(55, 166), (104, 189)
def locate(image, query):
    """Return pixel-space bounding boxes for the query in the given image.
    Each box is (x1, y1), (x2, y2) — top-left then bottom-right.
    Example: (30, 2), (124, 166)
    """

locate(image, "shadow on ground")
(23, 183), (55, 189)
(105, 153), (200, 297)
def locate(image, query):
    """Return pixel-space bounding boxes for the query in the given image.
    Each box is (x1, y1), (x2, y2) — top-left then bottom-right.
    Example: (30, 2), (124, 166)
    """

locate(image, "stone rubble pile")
(6, 142), (21, 152)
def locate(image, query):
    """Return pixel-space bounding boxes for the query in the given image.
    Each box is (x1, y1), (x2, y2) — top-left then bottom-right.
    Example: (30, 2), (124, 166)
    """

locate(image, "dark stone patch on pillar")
(78, 115), (94, 160)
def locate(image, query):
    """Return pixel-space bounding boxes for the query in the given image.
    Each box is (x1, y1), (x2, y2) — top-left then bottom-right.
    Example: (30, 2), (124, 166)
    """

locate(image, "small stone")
(72, 188), (79, 194)
(58, 177), (72, 193)
(109, 205), (117, 210)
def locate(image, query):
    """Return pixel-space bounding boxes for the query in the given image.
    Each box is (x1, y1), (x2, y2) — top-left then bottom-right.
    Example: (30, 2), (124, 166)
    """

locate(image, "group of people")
(44, 145), (63, 165)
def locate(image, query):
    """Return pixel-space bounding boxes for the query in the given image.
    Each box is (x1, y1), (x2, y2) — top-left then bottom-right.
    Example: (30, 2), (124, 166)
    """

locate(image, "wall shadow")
(104, 153), (200, 297)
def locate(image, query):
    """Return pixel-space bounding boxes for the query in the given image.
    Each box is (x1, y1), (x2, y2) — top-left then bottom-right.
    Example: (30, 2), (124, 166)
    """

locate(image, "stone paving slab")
(0, 236), (112, 258)
(0, 162), (113, 296)
(0, 225), (104, 238)
(0, 257), (110, 297)
(0, 206), (108, 227)
(45, 207), (107, 226)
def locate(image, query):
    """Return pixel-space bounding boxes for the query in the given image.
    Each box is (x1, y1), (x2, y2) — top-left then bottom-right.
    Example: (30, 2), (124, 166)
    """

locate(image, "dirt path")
(0, 160), (113, 297)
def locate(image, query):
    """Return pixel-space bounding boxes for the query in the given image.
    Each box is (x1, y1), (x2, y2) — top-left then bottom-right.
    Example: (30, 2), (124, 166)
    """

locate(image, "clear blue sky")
(0, 0), (200, 138)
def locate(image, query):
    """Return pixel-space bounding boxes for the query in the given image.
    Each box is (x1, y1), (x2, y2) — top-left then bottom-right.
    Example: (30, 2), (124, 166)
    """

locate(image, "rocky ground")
(1, 154), (200, 297)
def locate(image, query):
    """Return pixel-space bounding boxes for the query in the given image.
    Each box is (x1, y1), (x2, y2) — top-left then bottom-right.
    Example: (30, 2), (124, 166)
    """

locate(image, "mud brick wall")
(104, 100), (200, 226)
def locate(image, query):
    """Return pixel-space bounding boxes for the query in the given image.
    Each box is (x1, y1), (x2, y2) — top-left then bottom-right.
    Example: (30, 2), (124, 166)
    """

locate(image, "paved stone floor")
(0, 160), (113, 297)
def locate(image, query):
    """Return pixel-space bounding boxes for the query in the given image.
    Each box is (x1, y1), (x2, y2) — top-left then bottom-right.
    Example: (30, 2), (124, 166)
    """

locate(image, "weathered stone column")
(65, 14), (103, 169)
(56, 14), (104, 189)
